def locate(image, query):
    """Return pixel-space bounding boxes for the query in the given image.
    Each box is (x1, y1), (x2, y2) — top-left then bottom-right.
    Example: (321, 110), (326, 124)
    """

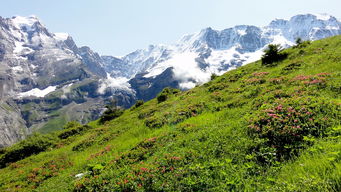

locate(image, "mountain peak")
(11, 15), (41, 31)
(311, 13), (334, 21)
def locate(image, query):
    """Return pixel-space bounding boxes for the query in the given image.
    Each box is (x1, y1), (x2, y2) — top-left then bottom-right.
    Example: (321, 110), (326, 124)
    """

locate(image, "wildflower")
(316, 72), (331, 77)
(140, 167), (149, 172)
(253, 72), (269, 76)
(170, 156), (181, 160)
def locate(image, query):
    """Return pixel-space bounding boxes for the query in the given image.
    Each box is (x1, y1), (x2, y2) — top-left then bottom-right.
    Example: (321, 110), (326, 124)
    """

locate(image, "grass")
(0, 36), (340, 191)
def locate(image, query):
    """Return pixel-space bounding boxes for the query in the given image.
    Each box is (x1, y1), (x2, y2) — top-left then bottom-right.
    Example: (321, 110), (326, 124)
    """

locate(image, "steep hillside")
(0, 35), (340, 191)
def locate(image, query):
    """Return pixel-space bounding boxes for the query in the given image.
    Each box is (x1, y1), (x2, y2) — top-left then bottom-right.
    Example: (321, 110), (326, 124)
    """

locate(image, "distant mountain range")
(0, 13), (340, 147)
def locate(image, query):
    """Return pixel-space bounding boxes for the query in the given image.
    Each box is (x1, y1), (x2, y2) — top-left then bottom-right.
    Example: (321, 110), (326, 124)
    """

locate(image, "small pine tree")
(210, 73), (218, 80)
(99, 98), (124, 124)
(261, 44), (287, 66)
(294, 37), (311, 48)
(295, 37), (303, 46)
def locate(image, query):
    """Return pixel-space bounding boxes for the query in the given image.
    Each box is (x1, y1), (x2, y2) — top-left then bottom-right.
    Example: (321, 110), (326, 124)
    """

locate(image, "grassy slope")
(0, 36), (340, 191)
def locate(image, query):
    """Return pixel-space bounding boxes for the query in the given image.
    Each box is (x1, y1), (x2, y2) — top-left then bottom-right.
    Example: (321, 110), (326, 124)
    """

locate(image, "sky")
(1, 0), (341, 56)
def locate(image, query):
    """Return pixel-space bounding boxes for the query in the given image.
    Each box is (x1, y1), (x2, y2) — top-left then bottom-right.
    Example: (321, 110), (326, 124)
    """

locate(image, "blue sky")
(1, 0), (341, 56)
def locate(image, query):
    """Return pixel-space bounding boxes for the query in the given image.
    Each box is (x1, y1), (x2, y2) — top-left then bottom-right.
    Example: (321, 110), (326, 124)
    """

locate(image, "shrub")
(157, 87), (180, 103)
(58, 125), (92, 139)
(145, 116), (165, 129)
(63, 121), (81, 129)
(261, 44), (288, 66)
(282, 62), (301, 72)
(208, 83), (228, 92)
(294, 38), (311, 48)
(295, 37), (303, 46)
(26, 156), (73, 187)
(72, 138), (96, 151)
(210, 73), (218, 80)
(98, 98), (125, 124)
(99, 108), (124, 124)
(133, 100), (144, 108)
(248, 96), (341, 161)
(0, 133), (58, 168)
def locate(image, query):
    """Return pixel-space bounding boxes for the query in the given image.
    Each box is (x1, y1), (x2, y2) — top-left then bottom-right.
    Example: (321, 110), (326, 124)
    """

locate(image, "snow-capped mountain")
(105, 13), (341, 93)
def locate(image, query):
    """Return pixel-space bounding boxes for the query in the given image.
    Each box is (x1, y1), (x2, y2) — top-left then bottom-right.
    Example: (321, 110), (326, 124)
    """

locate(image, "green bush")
(282, 62), (301, 72)
(99, 108), (124, 124)
(72, 138), (96, 151)
(0, 133), (58, 168)
(145, 116), (165, 129)
(294, 38), (311, 48)
(58, 125), (92, 139)
(157, 87), (180, 103)
(131, 100), (144, 110)
(210, 73), (218, 80)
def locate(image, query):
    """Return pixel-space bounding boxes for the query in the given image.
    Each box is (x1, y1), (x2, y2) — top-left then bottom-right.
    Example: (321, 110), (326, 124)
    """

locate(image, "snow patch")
(13, 41), (34, 54)
(61, 83), (73, 99)
(237, 29), (247, 36)
(17, 86), (57, 98)
(11, 16), (38, 31)
(271, 35), (294, 46)
(54, 33), (69, 41)
(12, 66), (24, 72)
(314, 13), (331, 21)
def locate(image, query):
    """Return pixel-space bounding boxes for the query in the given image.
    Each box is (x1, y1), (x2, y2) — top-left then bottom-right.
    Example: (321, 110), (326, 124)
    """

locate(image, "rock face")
(0, 13), (340, 147)
(0, 100), (27, 148)
(0, 16), (135, 147)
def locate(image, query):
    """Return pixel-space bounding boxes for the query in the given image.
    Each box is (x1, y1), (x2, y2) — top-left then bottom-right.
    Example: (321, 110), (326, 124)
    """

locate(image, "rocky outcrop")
(0, 100), (27, 147)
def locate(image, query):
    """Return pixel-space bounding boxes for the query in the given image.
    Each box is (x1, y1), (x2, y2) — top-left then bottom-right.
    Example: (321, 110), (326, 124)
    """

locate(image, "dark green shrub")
(261, 44), (288, 66)
(138, 109), (156, 119)
(72, 138), (96, 151)
(0, 133), (58, 168)
(294, 38), (311, 48)
(145, 116), (165, 128)
(282, 62), (301, 72)
(131, 100), (144, 111)
(58, 125), (92, 139)
(134, 100), (144, 108)
(99, 108), (124, 124)
(210, 73), (218, 80)
(157, 87), (180, 103)
(0, 148), (6, 155)
(208, 83), (228, 92)
(295, 37), (303, 46)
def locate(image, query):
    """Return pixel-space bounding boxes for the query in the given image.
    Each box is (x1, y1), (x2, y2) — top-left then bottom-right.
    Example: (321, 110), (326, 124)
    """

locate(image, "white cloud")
(98, 73), (134, 94)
